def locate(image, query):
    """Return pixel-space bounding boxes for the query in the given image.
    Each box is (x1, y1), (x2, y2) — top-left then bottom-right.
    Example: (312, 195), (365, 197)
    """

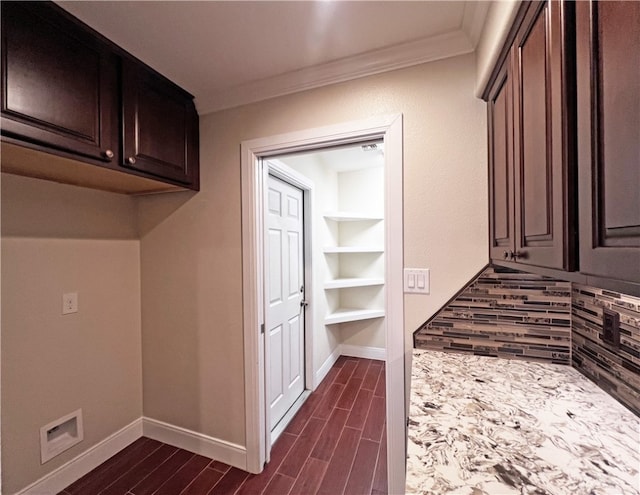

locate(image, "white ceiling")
(57, 1), (490, 114)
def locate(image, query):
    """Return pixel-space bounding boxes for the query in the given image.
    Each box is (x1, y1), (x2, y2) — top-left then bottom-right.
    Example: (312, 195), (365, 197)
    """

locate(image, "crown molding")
(196, 29), (474, 115)
(462, 1), (491, 47)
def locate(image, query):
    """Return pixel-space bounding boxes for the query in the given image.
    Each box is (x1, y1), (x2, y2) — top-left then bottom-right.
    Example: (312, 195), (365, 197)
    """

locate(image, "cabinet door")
(1, 2), (117, 162)
(577, 0), (640, 284)
(512, 0), (576, 270)
(122, 59), (199, 187)
(488, 53), (515, 262)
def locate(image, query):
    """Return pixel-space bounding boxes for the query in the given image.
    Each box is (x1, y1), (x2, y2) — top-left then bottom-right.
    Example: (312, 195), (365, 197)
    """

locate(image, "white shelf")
(324, 278), (384, 289)
(323, 212), (383, 222)
(323, 246), (384, 254)
(325, 308), (385, 325)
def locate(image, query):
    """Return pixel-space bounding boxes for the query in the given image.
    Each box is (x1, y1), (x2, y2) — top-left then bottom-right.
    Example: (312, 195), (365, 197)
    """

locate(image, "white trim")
(382, 113), (407, 495)
(197, 31), (473, 114)
(241, 114), (405, 493)
(314, 346), (342, 389)
(340, 344), (387, 362)
(142, 417), (247, 470)
(16, 418), (142, 495)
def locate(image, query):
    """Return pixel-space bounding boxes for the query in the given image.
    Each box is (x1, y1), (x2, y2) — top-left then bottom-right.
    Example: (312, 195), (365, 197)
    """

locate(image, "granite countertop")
(407, 350), (640, 495)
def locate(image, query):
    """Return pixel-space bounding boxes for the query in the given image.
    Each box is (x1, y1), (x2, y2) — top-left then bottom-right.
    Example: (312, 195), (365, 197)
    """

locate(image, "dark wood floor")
(59, 356), (387, 495)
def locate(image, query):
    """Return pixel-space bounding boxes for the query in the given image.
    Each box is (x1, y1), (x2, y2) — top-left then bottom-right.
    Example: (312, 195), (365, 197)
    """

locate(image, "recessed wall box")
(40, 409), (84, 464)
(602, 309), (620, 347)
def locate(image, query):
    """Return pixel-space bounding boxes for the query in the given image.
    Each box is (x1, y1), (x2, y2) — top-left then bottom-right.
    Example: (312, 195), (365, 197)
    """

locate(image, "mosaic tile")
(413, 267), (572, 364)
(572, 284), (640, 416)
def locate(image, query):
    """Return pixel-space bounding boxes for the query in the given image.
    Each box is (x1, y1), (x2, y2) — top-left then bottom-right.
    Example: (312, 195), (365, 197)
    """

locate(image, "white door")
(265, 174), (305, 437)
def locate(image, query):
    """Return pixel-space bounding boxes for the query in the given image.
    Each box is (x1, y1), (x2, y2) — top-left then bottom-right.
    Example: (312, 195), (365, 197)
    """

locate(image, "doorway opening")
(266, 141), (386, 444)
(241, 114), (405, 494)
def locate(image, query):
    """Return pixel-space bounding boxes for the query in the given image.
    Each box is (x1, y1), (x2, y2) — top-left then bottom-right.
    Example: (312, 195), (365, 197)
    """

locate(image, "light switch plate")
(404, 268), (430, 294)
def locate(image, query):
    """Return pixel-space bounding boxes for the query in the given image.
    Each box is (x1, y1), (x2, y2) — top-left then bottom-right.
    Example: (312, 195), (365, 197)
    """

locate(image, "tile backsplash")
(572, 285), (640, 416)
(413, 266), (572, 364)
(412, 265), (640, 417)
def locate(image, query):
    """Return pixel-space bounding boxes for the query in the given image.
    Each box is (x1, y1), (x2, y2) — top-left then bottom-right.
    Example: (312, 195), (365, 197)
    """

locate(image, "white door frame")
(241, 114), (405, 494)
(263, 160), (315, 448)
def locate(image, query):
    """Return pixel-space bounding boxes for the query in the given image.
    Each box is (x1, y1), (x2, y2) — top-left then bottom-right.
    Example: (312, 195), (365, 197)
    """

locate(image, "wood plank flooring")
(59, 356), (387, 495)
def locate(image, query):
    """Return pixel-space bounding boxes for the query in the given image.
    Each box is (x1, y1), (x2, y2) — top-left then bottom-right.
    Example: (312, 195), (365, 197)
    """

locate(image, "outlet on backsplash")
(602, 308), (620, 347)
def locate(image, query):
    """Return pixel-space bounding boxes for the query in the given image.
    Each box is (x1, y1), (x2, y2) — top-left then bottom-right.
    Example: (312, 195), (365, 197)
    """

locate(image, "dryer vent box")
(40, 409), (84, 464)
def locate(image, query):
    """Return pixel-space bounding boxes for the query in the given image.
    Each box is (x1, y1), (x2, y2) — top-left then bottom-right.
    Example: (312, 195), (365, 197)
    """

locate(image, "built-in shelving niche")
(323, 212), (385, 325)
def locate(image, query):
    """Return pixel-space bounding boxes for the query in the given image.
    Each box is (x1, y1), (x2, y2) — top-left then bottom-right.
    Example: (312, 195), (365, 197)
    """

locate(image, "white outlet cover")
(62, 292), (78, 315)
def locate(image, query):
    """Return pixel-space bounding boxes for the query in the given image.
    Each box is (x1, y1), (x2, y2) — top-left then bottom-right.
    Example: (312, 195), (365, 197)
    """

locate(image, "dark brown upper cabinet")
(122, 59), (199, 187)
(576, 0), (640, 286)
(1, 2), (118, 163)
(485, 0), (576, 271)
(0, 2), (199, 194)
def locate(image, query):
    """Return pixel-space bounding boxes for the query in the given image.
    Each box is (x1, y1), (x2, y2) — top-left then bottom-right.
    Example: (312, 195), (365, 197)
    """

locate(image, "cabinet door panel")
(513, 0), (575, 269)
(520, 8), (552, 240)
(488, 58), (514, 262)
(577, 0), (640, 283)
(1, 2), (117, 162)
(122, 59), (199, 186)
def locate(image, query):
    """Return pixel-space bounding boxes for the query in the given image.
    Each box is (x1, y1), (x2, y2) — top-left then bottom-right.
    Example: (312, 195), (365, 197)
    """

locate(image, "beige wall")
(1, 174), (142, 494)
(138, 52), (488, 447)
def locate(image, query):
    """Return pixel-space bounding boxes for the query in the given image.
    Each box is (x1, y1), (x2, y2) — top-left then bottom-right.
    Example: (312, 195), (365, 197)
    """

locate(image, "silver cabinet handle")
(126, 156), (136, 165)
(103, 149), (114, 160)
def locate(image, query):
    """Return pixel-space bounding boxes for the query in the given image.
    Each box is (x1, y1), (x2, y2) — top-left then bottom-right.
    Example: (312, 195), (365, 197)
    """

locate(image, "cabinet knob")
(512, 251), (526, 260)
(103, 149), (114, 160)
(503, 250), (511, 260)
(126, 157), (136, 165)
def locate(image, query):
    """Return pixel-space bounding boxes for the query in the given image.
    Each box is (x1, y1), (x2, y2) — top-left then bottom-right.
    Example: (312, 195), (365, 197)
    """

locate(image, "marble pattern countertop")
(407, 350), (640, 495)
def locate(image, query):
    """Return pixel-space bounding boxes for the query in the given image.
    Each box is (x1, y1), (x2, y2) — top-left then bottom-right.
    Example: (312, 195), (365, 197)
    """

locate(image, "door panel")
(520, 8), (552, 240)
(577, 0), (640, 284)
(265, 175), (305, 435)
(488, 55), (515, 262)
(512, 0), (575, 269)
(269, 230), (283, 304)
(1, 2), (117, 162)
(269, 324), (284, 410)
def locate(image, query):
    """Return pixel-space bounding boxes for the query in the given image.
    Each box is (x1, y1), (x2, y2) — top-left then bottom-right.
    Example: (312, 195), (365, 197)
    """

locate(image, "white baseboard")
(340, 344), (386, 361)
(314, 346), (342, 389)
(142, 417), (247, 471)
(16, 418), (143, 495)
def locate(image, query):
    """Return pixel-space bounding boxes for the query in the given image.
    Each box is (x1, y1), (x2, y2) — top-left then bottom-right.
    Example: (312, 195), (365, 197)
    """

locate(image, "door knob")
(300, 300), (309, 308)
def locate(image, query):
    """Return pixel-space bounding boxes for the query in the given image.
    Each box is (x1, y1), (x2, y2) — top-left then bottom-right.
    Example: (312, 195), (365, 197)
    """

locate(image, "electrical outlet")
(602, 308), (620, 347)
(62, 292), (78, 315)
